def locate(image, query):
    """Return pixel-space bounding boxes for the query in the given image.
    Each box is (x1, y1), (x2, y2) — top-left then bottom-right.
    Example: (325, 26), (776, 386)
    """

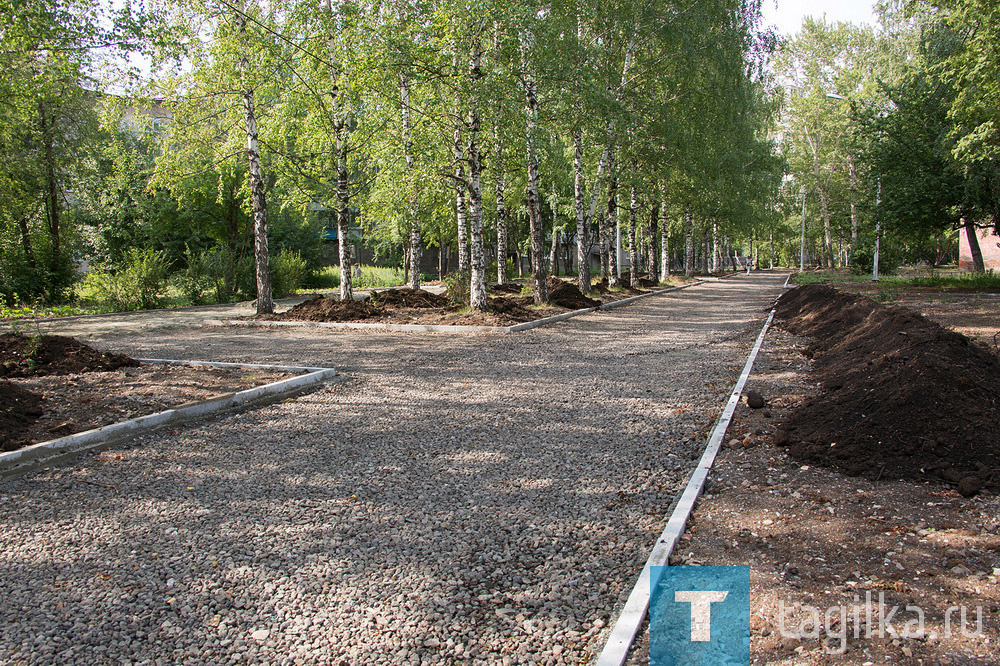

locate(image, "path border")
(594, 298), (782, 666)
(0, 359), (338, 479)
(207, 279), (709, 334)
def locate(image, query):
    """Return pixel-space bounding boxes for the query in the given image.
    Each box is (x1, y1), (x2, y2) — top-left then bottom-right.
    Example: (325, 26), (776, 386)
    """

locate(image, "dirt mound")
(544, 277), (601, 310)
(489, 283), (524, 295)
(371, 288), (449, 308)
(773, 284), (1000, 495)
(591, 283), (611, 294)
(635, 277), (659, 288)
(488, 296), (538, 322)
(0, 381), (44, 452)
(277, 295), (383, 322)
(0, 333), (138, 378)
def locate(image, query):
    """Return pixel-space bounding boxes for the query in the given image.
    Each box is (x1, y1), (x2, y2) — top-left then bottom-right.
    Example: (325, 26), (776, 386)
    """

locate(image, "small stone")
(251, 629), (270, 641)
(726, 438), (741, 449)
(745, 390), (766, 409)
(423, 637), (440, 648)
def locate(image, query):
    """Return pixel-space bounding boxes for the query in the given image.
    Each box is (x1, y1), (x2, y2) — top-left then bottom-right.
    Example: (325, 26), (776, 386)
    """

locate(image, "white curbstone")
(0, 360), (338, 478)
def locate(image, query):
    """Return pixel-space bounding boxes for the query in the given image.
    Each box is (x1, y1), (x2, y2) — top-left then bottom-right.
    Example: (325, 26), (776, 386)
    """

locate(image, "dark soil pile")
(0, 333), (138, 378)
(489, 283), (524, 295)
(773, 284), (1000, 495)
(0, 381), (44, 452)
(635, 277), (659, 288)
(545, 277), (601, 310)
(488, 296), (538, 322)
(371, 288), (449, 308)
(276, 296), (383, 322)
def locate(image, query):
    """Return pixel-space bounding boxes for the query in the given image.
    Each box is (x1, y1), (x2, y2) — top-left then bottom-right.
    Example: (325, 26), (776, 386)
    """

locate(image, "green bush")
(270, 249), (308, 298)
(444, 269), (470, 305)
(79, 248), (169, 311)
(171, 246), (216, 305)
(850, 243), (900, 276)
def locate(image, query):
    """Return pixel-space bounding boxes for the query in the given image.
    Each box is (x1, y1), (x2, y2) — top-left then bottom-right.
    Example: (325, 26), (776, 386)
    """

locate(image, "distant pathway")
(0, 272), (787, 665)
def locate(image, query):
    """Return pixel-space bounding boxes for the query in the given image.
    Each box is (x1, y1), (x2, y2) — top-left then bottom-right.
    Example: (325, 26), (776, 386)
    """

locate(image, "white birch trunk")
(495, 122), (508, 285)
(238, 15), (272, 315)
(684, 208), (693, 277)
(648, 185), (658, 283)
(660, 198), (669, 279)
(400, 72), (421, 290)
(628, 184), (638, 287)
(326, 0), (352, 302)
(573, 129), (592, 294)
(467, 38), (487, 311)
(524, 60), (546, 304)
(607, 149), (619, 288)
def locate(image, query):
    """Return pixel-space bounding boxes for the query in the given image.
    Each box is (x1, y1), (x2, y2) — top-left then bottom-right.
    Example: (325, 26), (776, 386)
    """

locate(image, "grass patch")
(792, 268), (1000, 292)
(303, 265), (405, 291)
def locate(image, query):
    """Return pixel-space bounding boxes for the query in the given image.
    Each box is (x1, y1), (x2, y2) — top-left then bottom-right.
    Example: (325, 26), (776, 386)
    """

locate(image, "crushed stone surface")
(0, 273), (786, 665)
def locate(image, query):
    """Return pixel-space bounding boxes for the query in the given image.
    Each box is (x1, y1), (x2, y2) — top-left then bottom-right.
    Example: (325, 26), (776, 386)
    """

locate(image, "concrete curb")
(594, 306), (778, 666)
(0, 360), (338, 479)
(208, 280), (707, 335)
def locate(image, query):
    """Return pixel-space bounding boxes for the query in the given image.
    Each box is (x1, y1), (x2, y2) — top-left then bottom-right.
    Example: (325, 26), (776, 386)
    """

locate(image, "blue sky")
(762, 0), (878, 35)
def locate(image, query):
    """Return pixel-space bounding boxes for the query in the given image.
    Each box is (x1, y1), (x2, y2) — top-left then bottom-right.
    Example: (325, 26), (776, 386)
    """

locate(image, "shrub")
(444, 269), (470, 305)
(850, 243), (900, 276)
(270, 249), (308, 298)
(80, 248), (169, 311)
(173, 246), (216, 305)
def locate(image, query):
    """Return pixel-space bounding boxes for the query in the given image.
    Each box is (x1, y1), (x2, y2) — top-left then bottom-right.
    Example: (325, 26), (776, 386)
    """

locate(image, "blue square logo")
(650, 566), (751, 665)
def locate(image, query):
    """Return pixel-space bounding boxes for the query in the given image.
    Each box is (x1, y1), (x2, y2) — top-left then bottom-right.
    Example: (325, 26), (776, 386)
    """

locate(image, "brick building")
(959, 226), (1000, 271)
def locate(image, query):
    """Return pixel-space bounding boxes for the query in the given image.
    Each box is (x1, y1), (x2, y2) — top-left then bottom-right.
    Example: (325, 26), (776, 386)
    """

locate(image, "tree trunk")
(524, 68), (547, 304)
(466, 38), (487, 311)
(38, 102), (61, 262)
(660, 196), (669, 279)
(573, 129), (592, 294)
(848, 161), (859, 266)
(965, 219), (986, 272)
(549, 225), (559, 276)
(17, 216), (35, 269)
(495, 123), (508, 285)
(239, 15), (273, 315)
(684, 208), (693, 277)
(647, 188), (658, 283)
(819, 189), (834, 268)
(628, 184), (638, 287)
(711, 220), (719, 273)
(598, 213), (609, 282)
(400, 73), (421, 290)
(325, 0), (353, 302)
(607, 149), (619, 288)
(454, 119), (469, 274)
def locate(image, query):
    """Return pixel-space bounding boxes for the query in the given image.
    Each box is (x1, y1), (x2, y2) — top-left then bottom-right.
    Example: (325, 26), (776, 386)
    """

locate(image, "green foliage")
(302, 264), (405, 291)
(444, 270), (471, 306)
(903, 270), (1000, 291)
(79, 248), (170, 311)
(270, 249), (308, 299)
(304, 265), (340, 290)
(850, 242), (900, 276)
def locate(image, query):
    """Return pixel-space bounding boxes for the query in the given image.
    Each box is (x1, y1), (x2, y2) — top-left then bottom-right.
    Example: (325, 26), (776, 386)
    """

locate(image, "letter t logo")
(674, 590), (729, 641)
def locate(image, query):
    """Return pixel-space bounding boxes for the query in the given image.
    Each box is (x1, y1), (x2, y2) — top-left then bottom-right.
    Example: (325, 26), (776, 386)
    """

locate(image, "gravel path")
(0, 272), (787, 665)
